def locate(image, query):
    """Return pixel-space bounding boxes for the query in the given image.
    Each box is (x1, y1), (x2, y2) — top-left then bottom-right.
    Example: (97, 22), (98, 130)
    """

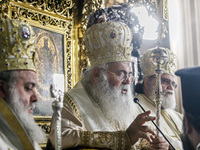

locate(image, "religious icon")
(32, 27), (64, 116)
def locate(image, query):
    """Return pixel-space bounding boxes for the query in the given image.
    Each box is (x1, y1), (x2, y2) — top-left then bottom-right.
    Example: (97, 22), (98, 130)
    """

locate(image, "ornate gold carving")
(162, 0), (168, 20)
(34, 116), (52, 149)
(82, 0), (103, 31)
(0, 0), (75, 90)
(10, 4), (71, 28)
(34, 116), (52, 134)
(3, 0), (73, 18)
(79, 0), (103, 71)
(66, 23), (73, 90)
(78, 37), (89, 71)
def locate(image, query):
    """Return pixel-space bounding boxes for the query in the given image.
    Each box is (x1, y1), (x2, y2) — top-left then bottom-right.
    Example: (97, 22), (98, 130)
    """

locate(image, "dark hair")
(134, 82), (144, 94)
(0, 70), (18, 87)
(134, 75), (155, 94)
(185, 112), (200, 133)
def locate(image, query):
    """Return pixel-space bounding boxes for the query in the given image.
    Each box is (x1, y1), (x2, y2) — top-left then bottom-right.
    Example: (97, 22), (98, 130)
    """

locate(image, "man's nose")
(122, 77), (131, 84)
(31, 90), (38, 103)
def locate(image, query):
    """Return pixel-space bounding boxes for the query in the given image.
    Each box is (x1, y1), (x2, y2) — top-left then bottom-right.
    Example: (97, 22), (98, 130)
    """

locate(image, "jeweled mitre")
(0, 18), (36, 72)
(84, 21), (133, 66)
(140, 47), (177, 78)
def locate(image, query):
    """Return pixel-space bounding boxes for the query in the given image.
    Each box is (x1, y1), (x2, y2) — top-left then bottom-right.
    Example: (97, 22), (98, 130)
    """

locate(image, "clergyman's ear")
(0, 80), (8, 99)
(91, 68), (101, 83)
(143, 77), (150, 89)
(93, 68), (100, 77)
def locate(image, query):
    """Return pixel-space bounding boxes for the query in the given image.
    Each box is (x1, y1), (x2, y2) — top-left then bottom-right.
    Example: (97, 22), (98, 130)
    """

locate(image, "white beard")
(148, 86), (176, 110)
(161, 89), (176, 109)
(87, 76), (139, 130)
(7, 87), (46, 144)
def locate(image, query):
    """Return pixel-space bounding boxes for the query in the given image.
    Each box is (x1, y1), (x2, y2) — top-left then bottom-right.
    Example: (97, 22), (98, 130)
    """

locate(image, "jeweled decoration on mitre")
(84, 21), (133, 66)
(0, 18), (36, 72)
(140, 47), (177, 78)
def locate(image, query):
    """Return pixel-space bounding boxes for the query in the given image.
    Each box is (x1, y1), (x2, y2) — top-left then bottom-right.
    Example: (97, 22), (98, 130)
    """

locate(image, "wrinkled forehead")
(161, 74), (175, 81)
(107, 62), (132, 71)
(145, 73), (175, 81)
(16, 70), (36, 83)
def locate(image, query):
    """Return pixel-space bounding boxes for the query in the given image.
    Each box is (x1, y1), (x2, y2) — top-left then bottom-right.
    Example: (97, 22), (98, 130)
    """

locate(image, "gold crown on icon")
(0, 18), (36, 72)
(140, 47), (177, 78)
(84, 21), (133, 67)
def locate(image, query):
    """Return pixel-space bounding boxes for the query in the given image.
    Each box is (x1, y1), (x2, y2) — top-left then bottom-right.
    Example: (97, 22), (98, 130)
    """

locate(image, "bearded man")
(0, 18), (45, 149)
(176, 66), (200, 150)
(134, 47), (183, 149)
(48, 19), (171, 149)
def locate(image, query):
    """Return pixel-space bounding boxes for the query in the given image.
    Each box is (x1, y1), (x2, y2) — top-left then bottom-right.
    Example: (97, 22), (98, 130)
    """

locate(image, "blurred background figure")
(176, 66), (200, 150)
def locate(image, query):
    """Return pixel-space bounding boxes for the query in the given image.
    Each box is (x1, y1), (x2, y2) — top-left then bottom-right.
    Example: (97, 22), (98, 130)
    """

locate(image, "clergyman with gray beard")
(134, 47), (183, 149)
(48, 18), (170, 149)
(0, 18), (46, 149)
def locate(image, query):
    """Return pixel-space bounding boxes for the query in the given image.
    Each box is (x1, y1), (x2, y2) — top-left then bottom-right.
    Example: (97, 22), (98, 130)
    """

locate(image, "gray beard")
(85, 75), (139, 130)
(7, 87), (46, 144)
(148, 86), (176, 110)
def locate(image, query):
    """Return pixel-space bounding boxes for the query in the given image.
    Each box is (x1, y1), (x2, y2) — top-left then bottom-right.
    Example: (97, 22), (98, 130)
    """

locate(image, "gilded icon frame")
(0, 0), (75, 137)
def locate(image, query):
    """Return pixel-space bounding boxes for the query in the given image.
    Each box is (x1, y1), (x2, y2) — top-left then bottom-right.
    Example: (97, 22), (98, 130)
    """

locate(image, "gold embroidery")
(117, 131), (132, 150)
(0, 18), (36, 72)
(140, 47), (177, 78)
(84, 22), (132, 67)
(82, 131), (91, 146)
(94, 132), (112, 145)
(136, 138), (151, 150)
(64, 92), (82, 121)
(81, 131), (132, 150)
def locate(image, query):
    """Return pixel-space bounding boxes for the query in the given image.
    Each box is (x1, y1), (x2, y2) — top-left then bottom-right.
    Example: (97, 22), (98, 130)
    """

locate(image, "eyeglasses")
(107, 70), (135, 83)
(161, 78), (177, 89)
